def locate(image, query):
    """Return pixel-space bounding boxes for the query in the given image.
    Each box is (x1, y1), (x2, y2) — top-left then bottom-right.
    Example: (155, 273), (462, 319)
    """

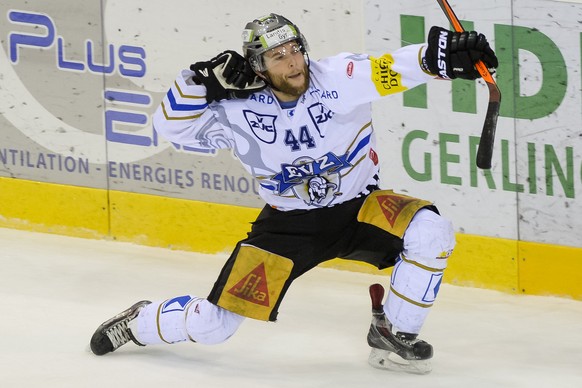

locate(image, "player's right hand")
(190, 51), (266, 103)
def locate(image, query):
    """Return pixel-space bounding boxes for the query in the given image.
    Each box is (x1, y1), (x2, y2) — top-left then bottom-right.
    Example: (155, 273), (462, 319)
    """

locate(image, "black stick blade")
(476, 82), (501, 169)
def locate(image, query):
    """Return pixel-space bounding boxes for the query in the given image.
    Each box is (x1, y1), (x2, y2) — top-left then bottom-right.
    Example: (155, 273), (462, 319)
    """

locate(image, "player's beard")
(265, 65), (310, 99)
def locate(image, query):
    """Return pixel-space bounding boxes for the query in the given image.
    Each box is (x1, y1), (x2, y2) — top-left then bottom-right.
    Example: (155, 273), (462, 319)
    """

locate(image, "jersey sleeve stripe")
(166, 89), (208, 111)
(160, 101), (204, 121)
(345, 121), (372, 151)
(347, 133), (371, 163)
(174, 80), (205, 99)
(343, 121), (373, 164)
(341, 154), (367, 177)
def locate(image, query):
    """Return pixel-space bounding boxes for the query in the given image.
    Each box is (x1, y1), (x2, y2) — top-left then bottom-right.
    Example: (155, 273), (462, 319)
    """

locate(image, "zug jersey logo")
(243, 110), (277, 144)
(308, 103), (334, 137)
(272, 152), (352, 207)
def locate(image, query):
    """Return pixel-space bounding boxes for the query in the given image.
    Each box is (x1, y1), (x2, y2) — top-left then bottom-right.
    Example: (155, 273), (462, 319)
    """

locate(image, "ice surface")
(1, 227), (581, 387)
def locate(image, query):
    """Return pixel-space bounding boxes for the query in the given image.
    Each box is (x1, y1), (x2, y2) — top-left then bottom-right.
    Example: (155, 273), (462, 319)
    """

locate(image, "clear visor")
(262, 41), (305, 69)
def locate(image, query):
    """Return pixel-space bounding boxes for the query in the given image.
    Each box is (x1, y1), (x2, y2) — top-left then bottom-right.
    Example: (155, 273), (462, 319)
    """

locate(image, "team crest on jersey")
(243, 110), (277, 144)
(272, 152), (351, 207)
(308, 103), (334, 137)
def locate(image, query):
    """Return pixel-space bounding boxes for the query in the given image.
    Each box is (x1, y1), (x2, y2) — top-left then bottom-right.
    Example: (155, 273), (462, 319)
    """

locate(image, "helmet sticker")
(241, 29), (255, 43)
(259, 25), (297, 49)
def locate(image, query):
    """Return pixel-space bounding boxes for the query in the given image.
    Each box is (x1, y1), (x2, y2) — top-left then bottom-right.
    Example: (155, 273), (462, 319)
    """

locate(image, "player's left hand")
(422, 26), (498, 80)
(190, 50), (266, 103)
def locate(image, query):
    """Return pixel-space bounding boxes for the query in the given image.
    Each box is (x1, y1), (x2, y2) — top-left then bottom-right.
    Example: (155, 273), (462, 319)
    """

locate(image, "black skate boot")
(90, 300), (151, 356)
(366, 284), (432, 374)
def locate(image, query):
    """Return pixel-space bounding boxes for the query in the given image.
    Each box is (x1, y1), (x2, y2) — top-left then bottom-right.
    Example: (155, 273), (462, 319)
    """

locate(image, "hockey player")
(90, 13), (497, 374)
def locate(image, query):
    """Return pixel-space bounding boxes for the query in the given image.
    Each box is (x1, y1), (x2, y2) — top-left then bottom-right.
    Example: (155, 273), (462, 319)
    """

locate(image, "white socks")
(129, 295), (244, 345)
(384, 209), (455, 334)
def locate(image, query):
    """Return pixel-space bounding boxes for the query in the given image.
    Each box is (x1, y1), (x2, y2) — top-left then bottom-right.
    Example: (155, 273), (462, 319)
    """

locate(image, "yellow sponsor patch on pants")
(217, 244), (294, 321)
(357, 190), (433, 238)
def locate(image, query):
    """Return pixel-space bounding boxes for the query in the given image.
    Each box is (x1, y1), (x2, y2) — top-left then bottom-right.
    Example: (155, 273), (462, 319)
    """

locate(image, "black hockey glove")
(423, 26), (498, 80)
(190, 50), (266, 103)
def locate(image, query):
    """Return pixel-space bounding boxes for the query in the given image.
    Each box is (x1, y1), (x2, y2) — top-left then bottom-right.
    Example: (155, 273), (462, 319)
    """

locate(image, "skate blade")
(368, 348), (432, 375)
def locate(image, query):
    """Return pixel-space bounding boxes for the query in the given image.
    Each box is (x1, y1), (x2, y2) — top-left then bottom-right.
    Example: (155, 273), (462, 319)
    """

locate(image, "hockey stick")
(435, 0), (501, 169)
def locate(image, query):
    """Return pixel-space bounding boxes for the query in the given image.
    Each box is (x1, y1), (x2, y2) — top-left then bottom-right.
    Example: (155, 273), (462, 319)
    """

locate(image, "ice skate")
(90, 300), (151, 356)
(366, 284), (432, 374)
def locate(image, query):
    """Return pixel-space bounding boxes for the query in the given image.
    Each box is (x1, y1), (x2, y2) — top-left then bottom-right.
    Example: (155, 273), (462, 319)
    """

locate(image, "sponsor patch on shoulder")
(346, 61), (354, 78)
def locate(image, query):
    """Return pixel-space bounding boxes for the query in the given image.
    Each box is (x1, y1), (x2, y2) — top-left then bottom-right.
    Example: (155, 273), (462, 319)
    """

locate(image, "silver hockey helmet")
(242, 13), (309, 72)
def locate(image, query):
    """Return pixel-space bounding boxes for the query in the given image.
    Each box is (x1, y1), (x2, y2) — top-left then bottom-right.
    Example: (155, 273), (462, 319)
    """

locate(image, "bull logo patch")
(272, 152), (351, 207)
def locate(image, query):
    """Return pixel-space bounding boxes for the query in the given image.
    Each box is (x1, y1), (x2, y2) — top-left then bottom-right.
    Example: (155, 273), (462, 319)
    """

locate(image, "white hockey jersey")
(153, 44), (434, 211)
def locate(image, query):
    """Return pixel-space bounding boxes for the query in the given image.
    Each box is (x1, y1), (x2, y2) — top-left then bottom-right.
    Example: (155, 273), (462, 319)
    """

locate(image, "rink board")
(2, 1), (582, 301)
(1, 176), (580, 300)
